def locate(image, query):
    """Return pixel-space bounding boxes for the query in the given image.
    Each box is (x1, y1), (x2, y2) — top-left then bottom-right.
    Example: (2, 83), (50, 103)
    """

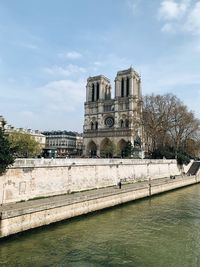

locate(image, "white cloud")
(184, 2), (200, 34)
(43, 64), (86, 77)
(158, 0), (200, 35)
(0, 78), (85, 131)
(58, 51), (82, 59)
(40, 79), (85, 112)
(158, 0), (190, 20)
(94, 61), (103, 66)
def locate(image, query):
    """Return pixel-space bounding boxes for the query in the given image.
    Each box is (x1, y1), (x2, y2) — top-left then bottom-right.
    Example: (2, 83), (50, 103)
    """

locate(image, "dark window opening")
(96, 83), (99, 100)
(126, 78), (129, 96)
(91, 122), (94, 130)
(92, 84), (95, 101)
(121, 78), (124, 97)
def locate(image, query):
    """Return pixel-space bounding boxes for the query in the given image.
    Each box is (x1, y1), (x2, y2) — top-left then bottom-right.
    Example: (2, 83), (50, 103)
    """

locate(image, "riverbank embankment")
(0, 158), (181, 205)
(0, 175), (199, 238)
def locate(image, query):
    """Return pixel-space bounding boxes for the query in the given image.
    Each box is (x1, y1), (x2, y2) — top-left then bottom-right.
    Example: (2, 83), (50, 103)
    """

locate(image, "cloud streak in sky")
(158, 0), (200, 35)
(158, 0), (190, 20)
(40, 79), (85, 112)
(58, 51), (82, 59)
(43, 64), (86, 77)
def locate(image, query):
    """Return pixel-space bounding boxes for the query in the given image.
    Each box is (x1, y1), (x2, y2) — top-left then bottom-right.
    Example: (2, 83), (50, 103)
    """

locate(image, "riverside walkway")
(0, 176), (192, 219)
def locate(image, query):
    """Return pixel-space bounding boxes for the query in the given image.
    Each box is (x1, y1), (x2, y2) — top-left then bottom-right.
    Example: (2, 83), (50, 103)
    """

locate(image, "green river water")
(1, 184), (200, 267)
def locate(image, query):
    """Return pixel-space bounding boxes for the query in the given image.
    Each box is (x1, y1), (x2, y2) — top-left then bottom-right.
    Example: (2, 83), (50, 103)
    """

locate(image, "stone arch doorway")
(118, 139), (127, 158)
(100, 138), (114, 158)
(87, 141), (97, 157)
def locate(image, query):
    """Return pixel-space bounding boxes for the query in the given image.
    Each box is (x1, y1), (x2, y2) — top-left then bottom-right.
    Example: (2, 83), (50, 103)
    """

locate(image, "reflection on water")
(1, 185), (200, 267)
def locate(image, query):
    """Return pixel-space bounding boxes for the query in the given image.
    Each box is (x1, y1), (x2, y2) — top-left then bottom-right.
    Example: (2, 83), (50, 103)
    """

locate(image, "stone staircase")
(187, 161), (200, 176)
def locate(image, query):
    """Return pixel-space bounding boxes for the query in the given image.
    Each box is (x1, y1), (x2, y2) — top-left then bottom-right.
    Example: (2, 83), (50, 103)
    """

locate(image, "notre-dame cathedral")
(83, 67), (143, 158)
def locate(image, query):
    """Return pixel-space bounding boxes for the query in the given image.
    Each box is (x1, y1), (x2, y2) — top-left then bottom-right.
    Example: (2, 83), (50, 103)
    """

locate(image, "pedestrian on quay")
(118, 180), (122, 189)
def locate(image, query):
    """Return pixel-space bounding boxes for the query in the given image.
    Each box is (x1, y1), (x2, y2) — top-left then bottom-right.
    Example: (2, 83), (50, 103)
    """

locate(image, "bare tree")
(143, 94), (176, 153)
(168, 103), (200, 157)
(143, 93), (200, 160)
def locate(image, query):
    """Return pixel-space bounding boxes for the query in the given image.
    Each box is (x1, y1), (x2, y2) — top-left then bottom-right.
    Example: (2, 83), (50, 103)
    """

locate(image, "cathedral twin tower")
(83, 67), (143, 158)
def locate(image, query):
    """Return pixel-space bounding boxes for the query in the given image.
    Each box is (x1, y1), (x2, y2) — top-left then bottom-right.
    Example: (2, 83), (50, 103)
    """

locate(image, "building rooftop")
(42, 131), (77, 136)
(117, 67), (140, 77)
(87, 75), (110, 83)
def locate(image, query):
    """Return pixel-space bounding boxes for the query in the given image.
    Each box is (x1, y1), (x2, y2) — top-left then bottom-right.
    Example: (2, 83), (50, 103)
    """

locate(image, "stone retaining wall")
(0, 175), (199, 238)
(0, 159), (180, 204)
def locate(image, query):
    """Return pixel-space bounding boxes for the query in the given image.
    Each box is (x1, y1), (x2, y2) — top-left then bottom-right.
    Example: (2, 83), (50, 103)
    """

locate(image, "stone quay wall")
(0, 159), (181, 205)
(1, 175), (199, 238)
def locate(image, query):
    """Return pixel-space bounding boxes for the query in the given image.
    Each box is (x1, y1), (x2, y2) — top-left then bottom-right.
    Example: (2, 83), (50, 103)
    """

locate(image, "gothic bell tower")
(83, 67), (143, 158)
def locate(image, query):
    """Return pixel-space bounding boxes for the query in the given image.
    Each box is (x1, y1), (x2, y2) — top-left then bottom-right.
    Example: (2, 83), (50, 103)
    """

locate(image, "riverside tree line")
(142, 94), (200, 164)
(0, 93), (200, 174)
(0, 125), (42, 174)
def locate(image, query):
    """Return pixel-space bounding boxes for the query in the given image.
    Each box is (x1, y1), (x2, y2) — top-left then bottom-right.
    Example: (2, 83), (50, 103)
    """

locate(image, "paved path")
(0, 176), (188, 218)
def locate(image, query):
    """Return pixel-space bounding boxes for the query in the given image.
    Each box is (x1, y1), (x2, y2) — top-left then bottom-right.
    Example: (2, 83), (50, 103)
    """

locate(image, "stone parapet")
(0, 159), (180, 205)
(11, 158), (177, 168)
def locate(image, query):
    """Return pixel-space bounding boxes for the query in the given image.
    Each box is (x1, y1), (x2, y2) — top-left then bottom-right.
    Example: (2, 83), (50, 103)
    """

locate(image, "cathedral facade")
(83, 67), (143, 158)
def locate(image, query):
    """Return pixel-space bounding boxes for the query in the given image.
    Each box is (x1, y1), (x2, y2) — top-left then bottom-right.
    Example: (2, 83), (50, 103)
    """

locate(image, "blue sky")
(0, 0), (200, 132)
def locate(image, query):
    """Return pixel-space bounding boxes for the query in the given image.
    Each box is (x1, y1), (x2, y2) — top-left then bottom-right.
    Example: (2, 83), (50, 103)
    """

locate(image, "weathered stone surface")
(0, 159), (180, 204)
(0, 175), (199, 238)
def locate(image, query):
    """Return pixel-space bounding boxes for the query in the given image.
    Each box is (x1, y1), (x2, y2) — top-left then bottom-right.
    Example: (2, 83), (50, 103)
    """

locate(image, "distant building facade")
(83, 67), (143, 158)
(5, 125), (46, 148)
(42, 131), (83, 157)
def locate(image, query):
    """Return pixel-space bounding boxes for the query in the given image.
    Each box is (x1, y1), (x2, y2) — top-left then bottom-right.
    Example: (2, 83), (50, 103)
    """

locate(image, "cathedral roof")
(87, 75), (110, 83)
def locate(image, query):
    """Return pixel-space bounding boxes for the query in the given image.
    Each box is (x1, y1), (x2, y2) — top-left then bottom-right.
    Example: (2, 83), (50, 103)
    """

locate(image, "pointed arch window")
(95, 121), (98, 130)
(126, 78), (129, 96)
(96, 83), (99, 100)
(91, 122), (94, 130)
(121, 78), (124, 97)
(92, 84), (95, 101)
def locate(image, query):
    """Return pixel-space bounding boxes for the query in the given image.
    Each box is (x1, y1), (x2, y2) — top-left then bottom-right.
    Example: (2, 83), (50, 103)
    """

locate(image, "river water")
(1, 184), (200, 267)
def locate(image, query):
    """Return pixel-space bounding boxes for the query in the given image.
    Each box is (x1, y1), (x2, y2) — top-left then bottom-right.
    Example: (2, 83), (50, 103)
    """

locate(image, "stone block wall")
(0, 159), (180, 204)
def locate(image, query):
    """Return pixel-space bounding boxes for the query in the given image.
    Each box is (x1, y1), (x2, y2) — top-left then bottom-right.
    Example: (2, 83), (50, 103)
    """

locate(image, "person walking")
(118, 180), (122, 189)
